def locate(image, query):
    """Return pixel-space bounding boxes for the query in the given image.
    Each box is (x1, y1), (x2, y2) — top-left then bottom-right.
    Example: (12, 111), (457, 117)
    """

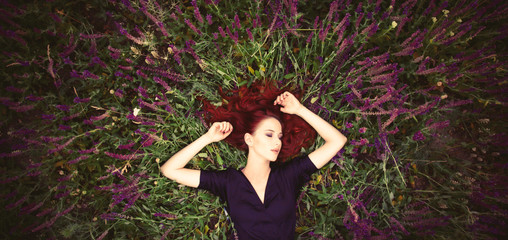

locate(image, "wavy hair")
(200, 82), (316, 162)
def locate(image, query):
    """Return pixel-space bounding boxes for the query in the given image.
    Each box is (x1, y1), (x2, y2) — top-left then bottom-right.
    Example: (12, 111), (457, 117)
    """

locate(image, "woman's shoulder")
(201, 166), (241, 179)
(271, 154), (310, 168)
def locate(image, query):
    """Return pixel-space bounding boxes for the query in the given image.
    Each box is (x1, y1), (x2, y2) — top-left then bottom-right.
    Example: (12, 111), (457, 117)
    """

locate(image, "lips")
(271, 149), (280, 154)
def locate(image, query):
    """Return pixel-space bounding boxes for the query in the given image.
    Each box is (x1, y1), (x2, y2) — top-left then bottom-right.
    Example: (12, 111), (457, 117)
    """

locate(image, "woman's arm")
(275, 92), (347, 169)
(161, 121), (233, 188)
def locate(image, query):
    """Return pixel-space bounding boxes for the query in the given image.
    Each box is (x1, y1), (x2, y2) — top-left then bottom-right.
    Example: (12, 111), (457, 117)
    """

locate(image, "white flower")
(442, 9), (449, 17)
(133, 107), (141, 116)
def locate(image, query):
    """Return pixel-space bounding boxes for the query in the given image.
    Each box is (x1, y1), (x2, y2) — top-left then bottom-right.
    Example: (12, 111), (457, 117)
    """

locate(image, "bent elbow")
(160, 166), (176, 181)
(335, 136), (347, 152)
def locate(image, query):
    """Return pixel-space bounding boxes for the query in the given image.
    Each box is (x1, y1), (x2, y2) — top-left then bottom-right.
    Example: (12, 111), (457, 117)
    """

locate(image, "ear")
(244, 133), (253, 147)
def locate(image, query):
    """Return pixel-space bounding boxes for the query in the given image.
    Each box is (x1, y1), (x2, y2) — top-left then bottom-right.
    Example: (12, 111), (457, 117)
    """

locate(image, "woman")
(161, 85), (347, 239)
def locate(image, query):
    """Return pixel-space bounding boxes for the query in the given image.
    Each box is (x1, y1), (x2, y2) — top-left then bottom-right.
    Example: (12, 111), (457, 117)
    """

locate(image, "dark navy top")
(198, 155), (318, 240)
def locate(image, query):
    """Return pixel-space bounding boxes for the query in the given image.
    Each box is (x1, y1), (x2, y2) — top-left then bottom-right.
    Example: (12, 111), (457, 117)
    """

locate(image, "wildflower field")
(1, 0), (507, 239)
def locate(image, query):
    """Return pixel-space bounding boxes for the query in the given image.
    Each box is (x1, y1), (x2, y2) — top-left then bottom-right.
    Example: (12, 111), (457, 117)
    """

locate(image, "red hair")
(200, 82), (316, 162)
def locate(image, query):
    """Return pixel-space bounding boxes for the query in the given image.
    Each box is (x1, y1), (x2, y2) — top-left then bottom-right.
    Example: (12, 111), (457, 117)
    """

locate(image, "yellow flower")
(151, 51), (160, 59)
(247, 66), (254, 74)
(131, 46), (141, 55)
(391, 21), (397, 28)
(432, 17), (437, 23)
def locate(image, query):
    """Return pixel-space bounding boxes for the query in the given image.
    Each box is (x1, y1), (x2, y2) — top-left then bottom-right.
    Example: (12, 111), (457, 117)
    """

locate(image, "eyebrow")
(265, 130), (283, 135)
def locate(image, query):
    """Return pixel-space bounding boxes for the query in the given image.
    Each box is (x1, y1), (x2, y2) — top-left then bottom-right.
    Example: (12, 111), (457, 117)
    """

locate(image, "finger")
(224, 122), (230, 133)
(220, 122), (226, 133)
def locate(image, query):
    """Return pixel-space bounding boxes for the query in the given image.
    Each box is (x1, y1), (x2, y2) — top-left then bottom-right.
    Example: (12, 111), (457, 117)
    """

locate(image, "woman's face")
(246, 117), (283, 162)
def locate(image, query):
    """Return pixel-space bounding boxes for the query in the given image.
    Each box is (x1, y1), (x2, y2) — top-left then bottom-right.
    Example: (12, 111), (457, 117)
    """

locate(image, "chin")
(268, 153), (279, 162)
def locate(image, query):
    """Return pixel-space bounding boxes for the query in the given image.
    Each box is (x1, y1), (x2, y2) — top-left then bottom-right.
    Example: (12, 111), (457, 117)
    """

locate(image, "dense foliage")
(1, 0), (507, 239)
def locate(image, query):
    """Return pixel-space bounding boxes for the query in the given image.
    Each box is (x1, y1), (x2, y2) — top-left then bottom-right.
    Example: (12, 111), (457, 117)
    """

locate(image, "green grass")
(0, 0), (507, 239)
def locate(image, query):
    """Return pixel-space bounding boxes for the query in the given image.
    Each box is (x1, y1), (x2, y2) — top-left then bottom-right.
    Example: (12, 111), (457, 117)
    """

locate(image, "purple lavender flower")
(96, 230), (109, 240)
(58, 125), (71, 131)
(218, 26), (227, 38)
(25, 95), (44, 101)
(313, 16), (320, 29)
(306, 32), (314, 44)
(104, 152), (143, 160)
(185, 19), (202, 35)
(68, 155), (89, 165)
(412, 130), (426, 141)
(234, 13), (241, 29)
(206, 14), (213, 25)
(90, 112), (109, 122)
(253, 14), (261, 28)
(36, 208), (54, 218)
(246, 28), (253, 41)
(73, 97), (90, 103)
(5, 86), (24, 93)
(5, 196), (27, 210)
(20, 202), (43, 215)
(319, 23), (331, 41)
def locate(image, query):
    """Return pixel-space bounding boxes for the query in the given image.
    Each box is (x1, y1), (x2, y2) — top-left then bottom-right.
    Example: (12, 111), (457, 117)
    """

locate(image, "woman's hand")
(205, 121), (233, 143)
(274, 91), (302, 115)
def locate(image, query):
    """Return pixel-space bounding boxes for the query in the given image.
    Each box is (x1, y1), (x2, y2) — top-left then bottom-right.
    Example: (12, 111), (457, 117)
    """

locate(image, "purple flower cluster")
(412, 131), (426, 141)
(401, 201), (450, 235)
(153, 212), (177, 219)
(47, 136), (77, 155)
(104, 152), (143, 161)
(31, 204), (75, 232)
(185, 19), (202, 35)
(99, 171), (150, 212)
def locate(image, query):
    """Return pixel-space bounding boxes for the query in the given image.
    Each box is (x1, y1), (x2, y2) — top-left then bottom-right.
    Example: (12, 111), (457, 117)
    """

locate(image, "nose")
(274, 137), (281, 147)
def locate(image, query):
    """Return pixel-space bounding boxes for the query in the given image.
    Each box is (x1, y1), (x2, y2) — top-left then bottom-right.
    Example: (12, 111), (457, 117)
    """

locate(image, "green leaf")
(284, 73), (296, 79)
(216, 152), (223, 167)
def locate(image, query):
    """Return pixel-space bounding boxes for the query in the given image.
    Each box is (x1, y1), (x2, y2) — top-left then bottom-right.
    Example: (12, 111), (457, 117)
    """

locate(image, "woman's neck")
(242, 153), (271, 181)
